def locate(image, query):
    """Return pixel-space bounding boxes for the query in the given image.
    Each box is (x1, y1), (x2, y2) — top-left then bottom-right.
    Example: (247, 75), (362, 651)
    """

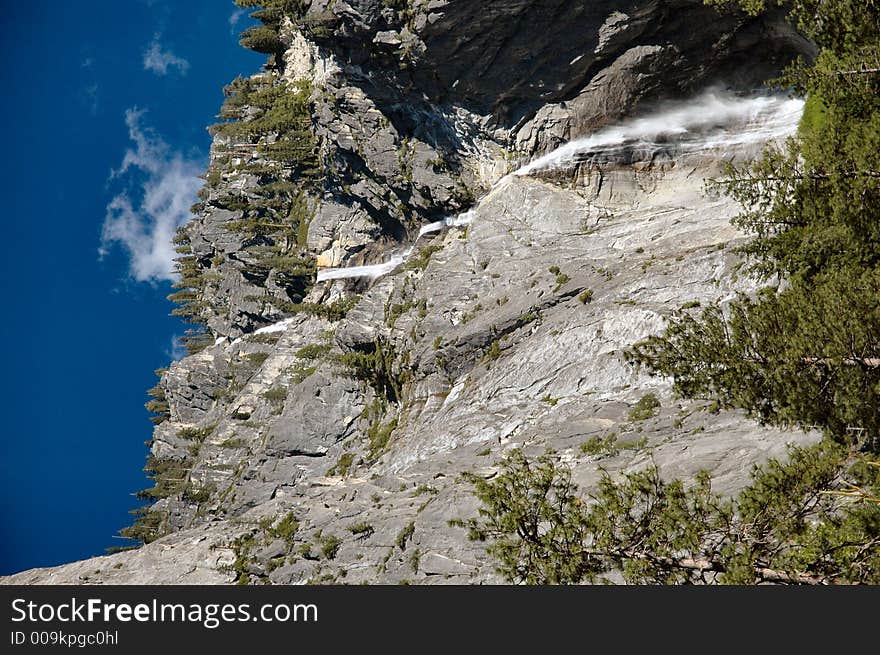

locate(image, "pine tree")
(627, 1), (880, 451)
(234, 0), (312, 54)
(458, 446), (880, 584)
(460, 1), (880, 583)
(627, 269), (880, 449)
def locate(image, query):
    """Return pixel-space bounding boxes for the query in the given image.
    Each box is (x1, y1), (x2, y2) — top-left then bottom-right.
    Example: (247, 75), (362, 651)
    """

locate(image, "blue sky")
(0, 0), (264, 575)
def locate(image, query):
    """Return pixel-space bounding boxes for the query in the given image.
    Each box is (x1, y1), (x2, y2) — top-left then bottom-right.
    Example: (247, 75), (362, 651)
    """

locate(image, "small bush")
(328, 452), (355, 477)
(628, 393), (661, 422)
(580, 434), (647, 458)
(262, 387), (288, 404)
(396, 521), (415, 550)
(348, 522), (375, 538)
(483, 340), (502, 362)
(581, 434), (619, 457)
(367, 417), (398, 460)
(246, 352), (271, 368)
(295, 296), (360, 322)
(405, 244), (443, 272)
(269, 512), (299, 546)
(411, 485), (438, 497)
(319, 534), (342, 560)
(409, 548), (421, 573)
(289, 363), (317, 385)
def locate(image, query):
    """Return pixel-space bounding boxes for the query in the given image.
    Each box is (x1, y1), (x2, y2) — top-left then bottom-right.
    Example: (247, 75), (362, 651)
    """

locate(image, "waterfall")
(316, 251), (412, 282)
(315, 210), (476, 282)
(316, 91), (804, 283)
(515, 90), (805, 176)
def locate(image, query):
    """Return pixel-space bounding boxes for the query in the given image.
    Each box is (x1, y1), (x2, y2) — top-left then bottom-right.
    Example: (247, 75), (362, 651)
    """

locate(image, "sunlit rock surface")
(3, 1), (818, 585)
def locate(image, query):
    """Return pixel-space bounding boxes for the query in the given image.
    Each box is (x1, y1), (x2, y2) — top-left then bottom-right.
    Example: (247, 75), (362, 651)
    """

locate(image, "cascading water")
(315, 210), (476, 282)
(316, 251), (412, 282)
(416, 210), (475, 238)
(515, 90), (804, 176)
(316, 90), (804, 283)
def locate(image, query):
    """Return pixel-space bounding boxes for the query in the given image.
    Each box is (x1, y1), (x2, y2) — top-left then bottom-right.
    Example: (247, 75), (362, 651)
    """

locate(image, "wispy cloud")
(80, 83), (100, 116)
(165, 334), (188, 361)
(143, 35), (190, 76)
(229, 7), (247, 32)
(100, 108), (204, 283)
(78, 50), (100, 115)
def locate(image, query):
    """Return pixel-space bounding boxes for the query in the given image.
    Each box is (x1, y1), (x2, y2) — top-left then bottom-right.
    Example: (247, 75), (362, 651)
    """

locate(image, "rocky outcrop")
(3, 1), (818, 585)
(301, 0), (812, 148)
(181, 0), (811, 339)
(4, 144), (818, 585)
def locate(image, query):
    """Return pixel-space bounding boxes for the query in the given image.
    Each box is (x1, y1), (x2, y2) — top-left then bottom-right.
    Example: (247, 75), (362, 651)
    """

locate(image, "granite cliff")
(4, 0), (817, 584)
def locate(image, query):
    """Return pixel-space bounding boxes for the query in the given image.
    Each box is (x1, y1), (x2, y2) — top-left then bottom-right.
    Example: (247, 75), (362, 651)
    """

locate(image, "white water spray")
(316, 91), (803, 282)
(227, 316), (298, 345)
(316, 210), (476, 282)
(416, 209), (477, 238)
(316, 251), (411, 282)
(515, 90), (804, 176)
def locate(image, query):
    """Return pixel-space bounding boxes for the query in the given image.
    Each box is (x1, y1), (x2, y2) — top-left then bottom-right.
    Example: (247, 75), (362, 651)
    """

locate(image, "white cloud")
(166, 334), (188, 361)
(229, 7), (246, 30)
(81, 83), (99, 115)
(100, 108), (204, 283)
(143, 35), (190, 76)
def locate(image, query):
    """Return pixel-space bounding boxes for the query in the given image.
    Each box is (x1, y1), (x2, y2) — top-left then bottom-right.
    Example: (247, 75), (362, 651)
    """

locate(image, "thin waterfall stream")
(315, 90), (804, 283)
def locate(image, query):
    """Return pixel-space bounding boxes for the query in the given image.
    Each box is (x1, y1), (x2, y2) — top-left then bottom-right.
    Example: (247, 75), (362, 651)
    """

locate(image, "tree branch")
(589, 548), (829, 585)
(834, 68), (880, 76)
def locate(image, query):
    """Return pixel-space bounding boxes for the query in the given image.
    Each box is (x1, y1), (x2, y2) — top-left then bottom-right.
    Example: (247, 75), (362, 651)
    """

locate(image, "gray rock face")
(267, 370), (363, 456)
(2, 2), (819, 585)
(4, 146), (817, 586)
(185, 0), (811, 338)
(307, 0), (812, 140)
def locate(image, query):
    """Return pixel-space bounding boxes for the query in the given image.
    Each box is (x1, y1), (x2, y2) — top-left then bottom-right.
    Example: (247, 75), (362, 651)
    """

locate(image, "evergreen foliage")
(121, 454), (193, 546)
(234, 0), (311, 54)
(463, 1), (880, 583)
(334, 340), (405, 405)
(170, 75), (321, 335)
(119, 507), (167, 545)
(627, 392), (661, 422)
(628, 270), (880, 448)
(135, 455), (192, 502)
(459, 446), (880, 584)
(627, 1), (880, 452)
(168, 226), (209, 325)
(239, 24), (285, 55)
(123, 0), (356, 550)
(145, 371), (170, 425)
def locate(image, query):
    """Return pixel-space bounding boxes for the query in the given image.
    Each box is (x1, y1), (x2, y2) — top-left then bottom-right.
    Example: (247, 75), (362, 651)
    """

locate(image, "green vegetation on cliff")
(128, 4), (325, 544)
(463, 0), (880, 583)
(174, 73), (320, 330)
(629, 0), (880, 452)
(458, 445), (880, 584)
(235, 0), (310, 55)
